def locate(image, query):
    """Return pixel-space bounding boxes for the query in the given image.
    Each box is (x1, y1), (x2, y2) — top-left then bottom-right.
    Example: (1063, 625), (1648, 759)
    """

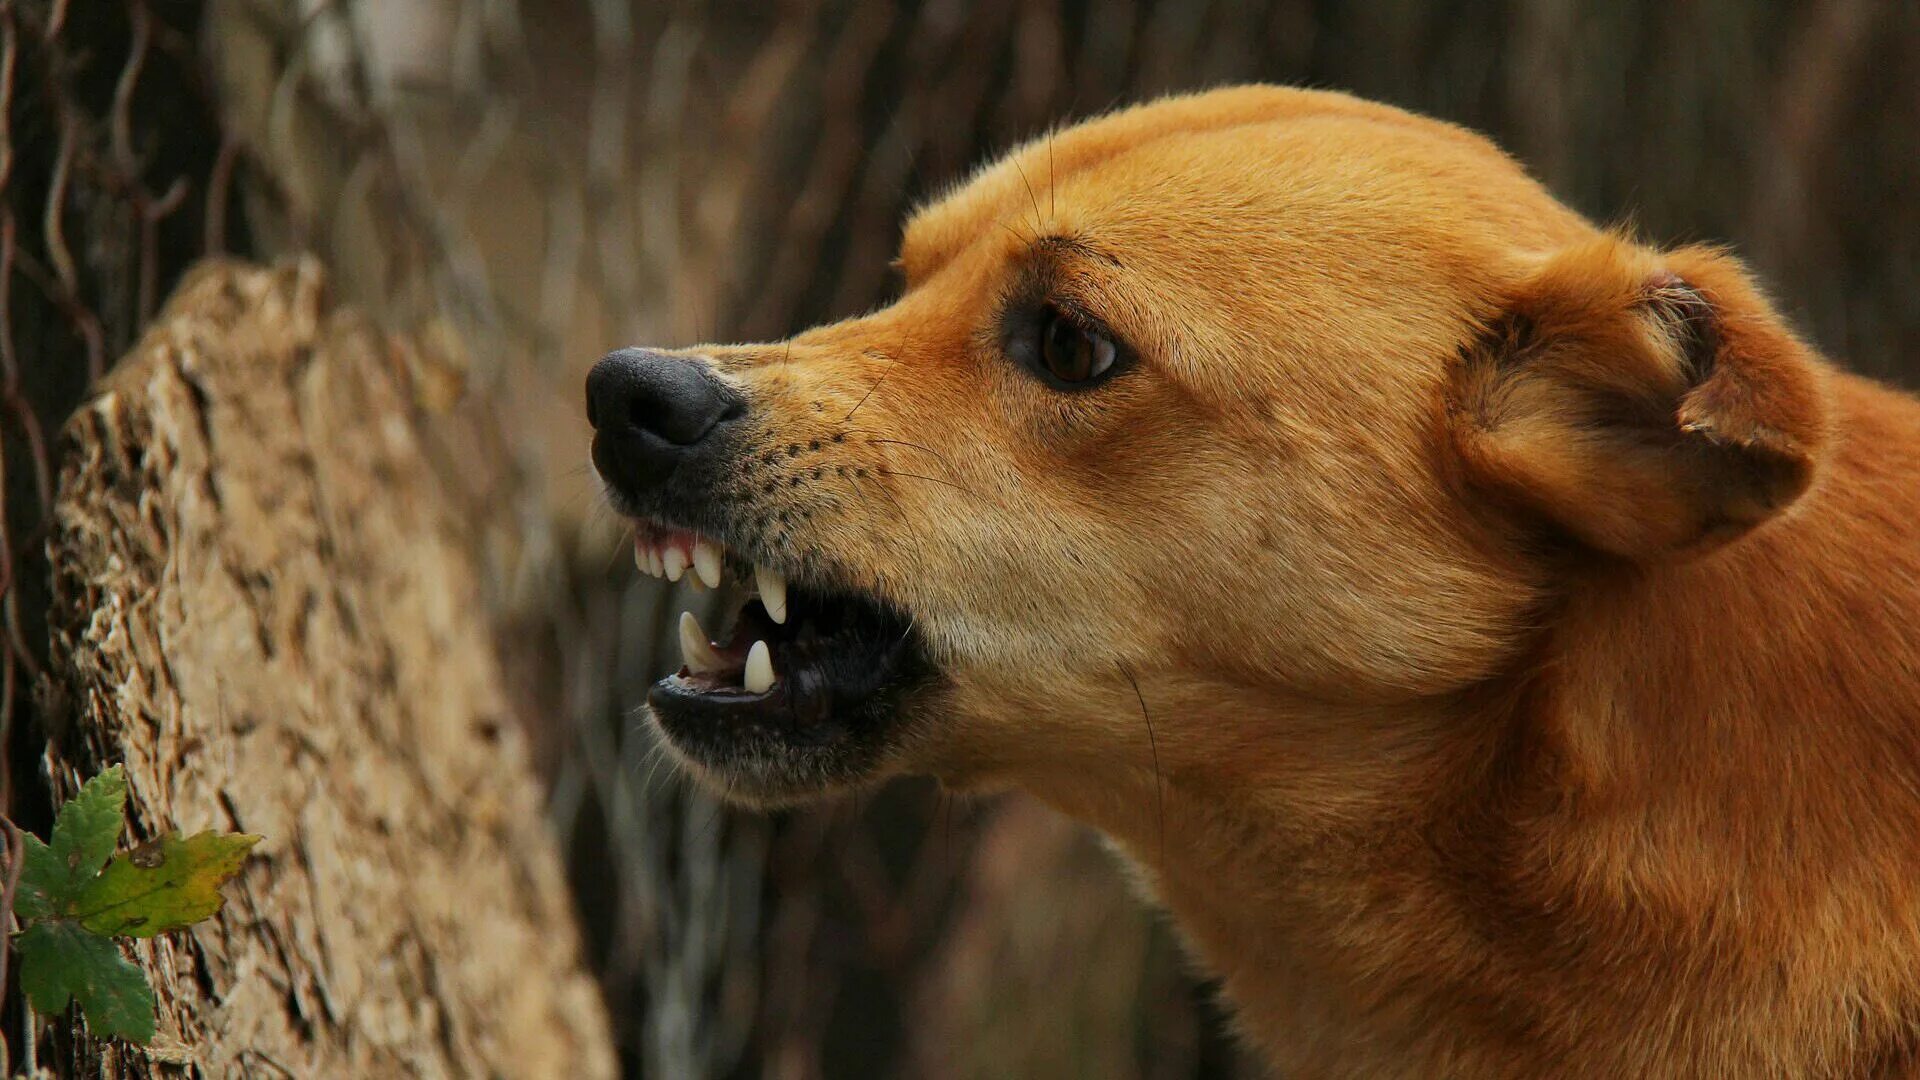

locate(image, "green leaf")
(71, 831), (261, 938)
(48, 765), (127, 897)
(1, 767), (258, 1049)
(14, 766), (130, 920)
(13, 833), (63, 920)
(15, 921), (157, 1044)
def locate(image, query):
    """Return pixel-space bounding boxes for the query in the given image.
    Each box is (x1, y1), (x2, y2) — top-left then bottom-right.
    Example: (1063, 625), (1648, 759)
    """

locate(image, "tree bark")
(37, 258), (615, 1077)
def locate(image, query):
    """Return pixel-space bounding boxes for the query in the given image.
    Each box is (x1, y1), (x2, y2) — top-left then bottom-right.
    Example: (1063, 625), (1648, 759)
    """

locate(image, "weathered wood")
(39, 258), (615, 1077)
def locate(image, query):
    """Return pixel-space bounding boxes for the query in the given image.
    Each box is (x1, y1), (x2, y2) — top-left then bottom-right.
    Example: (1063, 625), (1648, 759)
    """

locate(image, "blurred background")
(1, 0), (1913, 1076)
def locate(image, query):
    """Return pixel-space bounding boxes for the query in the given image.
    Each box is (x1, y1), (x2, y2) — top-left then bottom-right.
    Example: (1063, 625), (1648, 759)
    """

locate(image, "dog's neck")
(970, 676), (1493, 1065)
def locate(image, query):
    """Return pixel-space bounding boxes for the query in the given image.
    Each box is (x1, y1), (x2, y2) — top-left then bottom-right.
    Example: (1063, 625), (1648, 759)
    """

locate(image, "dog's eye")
(1037, 307), (1117, 385)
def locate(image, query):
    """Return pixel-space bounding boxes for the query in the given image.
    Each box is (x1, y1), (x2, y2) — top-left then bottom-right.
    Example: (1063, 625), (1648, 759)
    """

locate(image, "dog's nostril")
(627, 397), (654, 436)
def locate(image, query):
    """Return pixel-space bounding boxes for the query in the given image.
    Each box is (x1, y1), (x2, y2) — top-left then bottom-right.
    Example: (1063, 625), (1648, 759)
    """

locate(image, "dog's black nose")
(587, 347), (741, 446)
(588, 348), (744, 493)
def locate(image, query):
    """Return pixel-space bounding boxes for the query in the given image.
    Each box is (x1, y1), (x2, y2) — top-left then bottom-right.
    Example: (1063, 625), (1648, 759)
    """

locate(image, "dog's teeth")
(693, 538), (724, 589)
(633, 536), (647, 573)
(743, 640), (775, 693)
(678, 611), (726, 674)
(663, 546), (688, 582)
(647, 547), (665, 578)
(756, 563), (788, 624)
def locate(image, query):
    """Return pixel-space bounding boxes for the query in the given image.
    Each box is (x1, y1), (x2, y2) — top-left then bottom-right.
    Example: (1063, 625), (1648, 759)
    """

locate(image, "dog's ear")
(1451, 235), (1831, 559)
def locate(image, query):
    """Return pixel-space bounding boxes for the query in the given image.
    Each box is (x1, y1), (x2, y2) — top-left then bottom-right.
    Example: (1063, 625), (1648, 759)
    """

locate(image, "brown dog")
(586, 86), (1920, 1077)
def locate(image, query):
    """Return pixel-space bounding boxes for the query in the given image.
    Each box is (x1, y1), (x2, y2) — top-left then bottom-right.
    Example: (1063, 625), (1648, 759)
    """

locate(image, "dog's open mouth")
(629, 522), (930, 791)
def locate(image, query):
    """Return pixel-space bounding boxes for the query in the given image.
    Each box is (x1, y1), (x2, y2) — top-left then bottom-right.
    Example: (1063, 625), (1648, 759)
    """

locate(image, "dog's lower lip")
(649, 669), (828, 742)
(654, 671), (788, 711)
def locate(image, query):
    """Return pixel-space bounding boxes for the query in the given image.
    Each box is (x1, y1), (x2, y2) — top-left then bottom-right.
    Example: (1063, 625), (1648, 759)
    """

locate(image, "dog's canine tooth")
(743, 640), (775, 693)
(693, 538), (724, 589)
(663, 546), (688, 582)
(678, 611), (726, 674)
(756, 563), (788, 624)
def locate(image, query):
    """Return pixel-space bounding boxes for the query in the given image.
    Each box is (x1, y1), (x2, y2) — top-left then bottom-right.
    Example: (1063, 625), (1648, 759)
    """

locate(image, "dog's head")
(588, 86), (1829, 808)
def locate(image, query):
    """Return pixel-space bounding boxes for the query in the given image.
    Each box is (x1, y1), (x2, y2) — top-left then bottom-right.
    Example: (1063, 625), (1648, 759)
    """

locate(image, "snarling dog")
(587, 86), (1920, 1077)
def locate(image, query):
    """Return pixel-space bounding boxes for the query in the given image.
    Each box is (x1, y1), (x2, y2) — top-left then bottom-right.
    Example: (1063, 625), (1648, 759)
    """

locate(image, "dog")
(586, 85), (1920, 1077)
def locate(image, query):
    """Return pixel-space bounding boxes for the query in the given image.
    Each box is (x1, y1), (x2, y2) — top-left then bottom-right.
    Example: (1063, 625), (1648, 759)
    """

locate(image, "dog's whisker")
(851, 470), (933, 577)
(1047, 126), (1058, 223)
(843, 348), (903, 423)
(638, 739), (675, 794)
(698, 780), (732, 844)
(995, 218), (1036, 250)
(1013, 155), (1047, 237)
(602, 534), (632, 575)
(856, 435), (962, 477)
(874, 468), (988, 502)
(1119, 662), (1166, 872)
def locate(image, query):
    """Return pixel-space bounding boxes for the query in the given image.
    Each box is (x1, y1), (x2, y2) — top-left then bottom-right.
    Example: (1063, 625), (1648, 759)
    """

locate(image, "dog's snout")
(587, 347), (741, 446)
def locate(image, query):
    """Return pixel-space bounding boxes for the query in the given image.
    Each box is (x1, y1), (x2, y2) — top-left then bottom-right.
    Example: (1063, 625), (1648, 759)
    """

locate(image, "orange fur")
(649, 86), (1920, 1076)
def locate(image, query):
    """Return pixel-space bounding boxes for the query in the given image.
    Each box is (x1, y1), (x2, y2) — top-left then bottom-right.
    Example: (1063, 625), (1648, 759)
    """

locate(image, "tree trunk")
(36, 258), (615, 1077)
